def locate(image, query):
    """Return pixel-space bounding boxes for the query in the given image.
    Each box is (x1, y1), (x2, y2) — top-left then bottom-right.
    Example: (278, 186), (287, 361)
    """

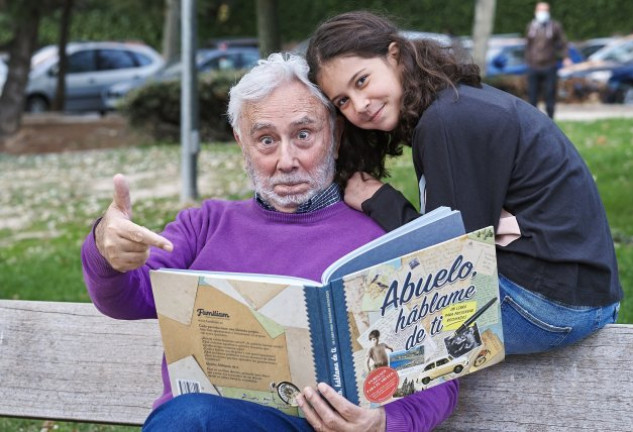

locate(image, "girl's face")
(317, 43), (403, 132)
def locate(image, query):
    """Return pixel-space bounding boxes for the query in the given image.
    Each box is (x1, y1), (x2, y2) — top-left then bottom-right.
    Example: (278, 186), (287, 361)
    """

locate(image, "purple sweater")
(81, 198), (458, 431)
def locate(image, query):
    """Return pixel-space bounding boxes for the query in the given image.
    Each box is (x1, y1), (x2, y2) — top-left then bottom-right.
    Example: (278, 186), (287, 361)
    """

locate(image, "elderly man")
(82, 53), (457, 432)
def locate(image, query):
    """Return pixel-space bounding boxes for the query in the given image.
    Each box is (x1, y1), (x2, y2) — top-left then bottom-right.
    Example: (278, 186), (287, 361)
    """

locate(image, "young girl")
(305, 10), (622, 355)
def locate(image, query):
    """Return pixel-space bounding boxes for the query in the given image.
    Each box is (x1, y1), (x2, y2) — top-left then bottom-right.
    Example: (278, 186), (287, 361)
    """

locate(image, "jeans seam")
(502, 295), (572, 333)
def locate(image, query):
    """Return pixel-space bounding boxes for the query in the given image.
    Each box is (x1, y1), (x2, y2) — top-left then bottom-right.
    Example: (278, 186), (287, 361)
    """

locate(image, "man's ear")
(334, 115), (345, 159)
(233, 130), (244, 151)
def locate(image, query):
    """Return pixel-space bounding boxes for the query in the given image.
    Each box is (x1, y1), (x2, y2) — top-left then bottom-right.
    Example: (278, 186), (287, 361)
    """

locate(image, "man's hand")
(95, 174), (173, 272)
(297, 383), (386, 432)
(344, 172), (384, 211)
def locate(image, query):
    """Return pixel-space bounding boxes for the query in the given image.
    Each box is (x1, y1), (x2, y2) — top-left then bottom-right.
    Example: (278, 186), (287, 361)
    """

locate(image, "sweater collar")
(255, 183), (342, 214)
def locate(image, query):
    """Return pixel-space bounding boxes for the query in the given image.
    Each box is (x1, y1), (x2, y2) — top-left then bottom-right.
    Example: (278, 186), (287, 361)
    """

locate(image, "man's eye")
(260, 136), (274, 145)
(298, 130), (311, 140)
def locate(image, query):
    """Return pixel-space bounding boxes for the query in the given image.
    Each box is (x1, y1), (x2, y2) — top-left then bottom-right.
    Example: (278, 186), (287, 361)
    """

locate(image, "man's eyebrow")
(291, 116), (318, 127)
(249, 122), (274, 135)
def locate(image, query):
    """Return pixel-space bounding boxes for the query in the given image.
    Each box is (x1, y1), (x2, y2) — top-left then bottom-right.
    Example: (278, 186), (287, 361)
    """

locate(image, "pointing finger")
(119, 219), (174, 252)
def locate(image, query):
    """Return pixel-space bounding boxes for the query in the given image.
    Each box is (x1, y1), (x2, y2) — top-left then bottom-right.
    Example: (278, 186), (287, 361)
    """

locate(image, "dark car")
(605, 63), (633, 104)
(486, 38), (584, 77)
(103, 46), (260, 110)
(558, 34), (633, 103)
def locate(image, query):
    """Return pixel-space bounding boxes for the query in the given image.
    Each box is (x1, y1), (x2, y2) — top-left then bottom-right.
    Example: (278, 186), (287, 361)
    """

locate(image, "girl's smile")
(317, 44), (403, 132)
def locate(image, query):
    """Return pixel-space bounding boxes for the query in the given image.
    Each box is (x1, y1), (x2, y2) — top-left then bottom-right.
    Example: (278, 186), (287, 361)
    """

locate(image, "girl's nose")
(352, 95), (369, 114)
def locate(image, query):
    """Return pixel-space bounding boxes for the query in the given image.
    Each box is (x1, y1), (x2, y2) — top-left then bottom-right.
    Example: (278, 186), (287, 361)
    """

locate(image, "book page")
(152, 272), (318, 416)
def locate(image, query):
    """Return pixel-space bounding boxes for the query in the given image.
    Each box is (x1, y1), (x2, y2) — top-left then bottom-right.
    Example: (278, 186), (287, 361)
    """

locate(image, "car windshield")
(31, 46), (58, 68)
(590, 40), (633, 63)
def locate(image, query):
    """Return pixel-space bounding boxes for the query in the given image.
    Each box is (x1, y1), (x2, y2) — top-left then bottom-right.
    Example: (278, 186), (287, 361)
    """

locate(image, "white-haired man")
(82, 53), (458, 432)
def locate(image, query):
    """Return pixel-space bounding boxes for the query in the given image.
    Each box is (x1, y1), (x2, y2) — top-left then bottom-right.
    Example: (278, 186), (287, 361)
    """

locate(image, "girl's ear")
(387, 41), (400, 61)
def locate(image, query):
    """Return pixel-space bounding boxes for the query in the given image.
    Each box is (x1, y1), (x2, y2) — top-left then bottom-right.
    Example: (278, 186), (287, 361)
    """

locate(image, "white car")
(25, 41), (164, 113)
(417, 355), (469, 386)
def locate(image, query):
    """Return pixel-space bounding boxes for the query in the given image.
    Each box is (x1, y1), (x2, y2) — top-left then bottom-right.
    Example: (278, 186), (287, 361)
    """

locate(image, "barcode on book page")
(177, 379), (201, 395)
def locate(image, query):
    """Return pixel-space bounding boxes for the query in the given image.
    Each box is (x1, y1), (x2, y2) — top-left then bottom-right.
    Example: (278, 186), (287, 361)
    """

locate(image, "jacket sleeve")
(383, 380), (460, 432)
(361, 184), (420, 232)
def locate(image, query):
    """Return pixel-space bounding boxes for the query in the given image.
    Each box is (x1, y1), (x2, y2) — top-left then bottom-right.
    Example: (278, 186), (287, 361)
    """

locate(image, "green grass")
(1, 117), (631, 430)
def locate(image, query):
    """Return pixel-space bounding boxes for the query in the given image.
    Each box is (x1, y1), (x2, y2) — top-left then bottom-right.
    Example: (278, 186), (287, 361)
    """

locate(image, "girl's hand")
(297, 383), (386, 432)
(344, 172), (384, 211)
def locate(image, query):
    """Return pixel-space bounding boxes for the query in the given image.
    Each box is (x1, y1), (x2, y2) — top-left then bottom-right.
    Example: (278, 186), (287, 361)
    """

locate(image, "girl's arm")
(361, 183), (420, 232)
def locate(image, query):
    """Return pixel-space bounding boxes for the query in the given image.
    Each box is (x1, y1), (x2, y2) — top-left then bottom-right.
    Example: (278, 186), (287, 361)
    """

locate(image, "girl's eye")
(355, 75), (367, 88)
(336, 97), (349, 108)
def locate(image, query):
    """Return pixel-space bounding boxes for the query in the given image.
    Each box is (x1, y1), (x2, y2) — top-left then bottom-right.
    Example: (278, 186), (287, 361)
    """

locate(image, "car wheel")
(26, 95), (50, 113)
(622, 85), (633, 105)
(453, 365), (464, 374)
(421, 377), (431, 385)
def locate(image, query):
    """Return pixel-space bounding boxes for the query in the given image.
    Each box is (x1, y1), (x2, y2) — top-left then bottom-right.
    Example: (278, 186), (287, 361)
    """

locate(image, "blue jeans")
(499, 273), (620, 355)
(143, 393), (313, 432)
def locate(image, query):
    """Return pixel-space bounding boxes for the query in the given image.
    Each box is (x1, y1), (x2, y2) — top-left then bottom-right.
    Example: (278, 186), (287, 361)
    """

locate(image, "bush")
(121, 69), (247, 142)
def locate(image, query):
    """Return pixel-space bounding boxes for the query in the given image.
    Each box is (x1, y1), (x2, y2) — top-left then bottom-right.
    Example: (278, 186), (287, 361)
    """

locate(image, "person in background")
(525, 1), (571, 118)
(81, 52), (458, 432)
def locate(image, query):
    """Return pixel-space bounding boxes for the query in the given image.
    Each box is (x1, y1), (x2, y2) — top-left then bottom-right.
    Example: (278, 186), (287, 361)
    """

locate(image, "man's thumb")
(113, 173), (132, 218)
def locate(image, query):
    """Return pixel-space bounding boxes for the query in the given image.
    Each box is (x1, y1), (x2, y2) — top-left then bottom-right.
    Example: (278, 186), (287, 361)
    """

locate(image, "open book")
(150, 207), (505, 416)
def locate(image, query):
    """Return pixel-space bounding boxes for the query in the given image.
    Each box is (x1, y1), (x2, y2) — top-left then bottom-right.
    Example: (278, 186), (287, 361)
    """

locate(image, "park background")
(1, 1), (632, 431)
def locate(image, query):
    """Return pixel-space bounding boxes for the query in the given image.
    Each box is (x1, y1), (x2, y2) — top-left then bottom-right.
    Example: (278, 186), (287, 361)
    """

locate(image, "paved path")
(554, 103), (633, 121)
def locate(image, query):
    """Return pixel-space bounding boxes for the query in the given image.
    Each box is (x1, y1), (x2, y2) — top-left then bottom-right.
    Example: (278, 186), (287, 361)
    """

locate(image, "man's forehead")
(241, 84), (328, 131)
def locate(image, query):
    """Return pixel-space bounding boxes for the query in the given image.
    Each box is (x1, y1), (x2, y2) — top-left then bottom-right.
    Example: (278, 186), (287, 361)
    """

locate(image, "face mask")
(535, 11), (550, 23)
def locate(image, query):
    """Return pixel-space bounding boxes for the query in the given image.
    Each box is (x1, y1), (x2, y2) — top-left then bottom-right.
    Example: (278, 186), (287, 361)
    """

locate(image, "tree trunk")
(472, 0), (496, 77)
(162, 0), (181, 64)
(52, 0), (74, 111)
(0, 4), (41, 137)
(256, 0), (280, 58)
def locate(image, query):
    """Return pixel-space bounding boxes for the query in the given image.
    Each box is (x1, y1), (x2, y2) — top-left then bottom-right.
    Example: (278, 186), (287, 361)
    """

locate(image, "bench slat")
(0, 300), (163, 425)
(1, 299), (632, 430)
(437, 324), (633, 431)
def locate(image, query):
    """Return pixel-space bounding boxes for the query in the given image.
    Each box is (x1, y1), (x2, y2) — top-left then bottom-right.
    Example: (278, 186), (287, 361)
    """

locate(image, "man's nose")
(277, 141), (298, 171)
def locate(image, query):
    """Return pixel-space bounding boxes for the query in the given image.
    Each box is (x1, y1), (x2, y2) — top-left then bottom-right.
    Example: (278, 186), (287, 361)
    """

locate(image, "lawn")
(1, 117), (631, 431)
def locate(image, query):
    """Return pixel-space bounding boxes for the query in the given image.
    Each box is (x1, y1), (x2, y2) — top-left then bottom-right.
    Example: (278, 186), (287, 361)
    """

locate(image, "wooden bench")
(1, 299), (632, 430)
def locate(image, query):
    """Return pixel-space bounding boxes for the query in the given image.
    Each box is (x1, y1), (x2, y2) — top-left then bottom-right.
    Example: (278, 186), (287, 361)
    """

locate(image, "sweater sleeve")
(81, 206), (204, 320)
(384, 380), (459, 432)
(361, 184), (420, 232)
(81, 220), (157, 320)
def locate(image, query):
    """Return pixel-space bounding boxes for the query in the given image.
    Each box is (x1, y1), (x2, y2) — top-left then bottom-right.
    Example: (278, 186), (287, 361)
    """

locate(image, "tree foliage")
(2, 0), (632, 54)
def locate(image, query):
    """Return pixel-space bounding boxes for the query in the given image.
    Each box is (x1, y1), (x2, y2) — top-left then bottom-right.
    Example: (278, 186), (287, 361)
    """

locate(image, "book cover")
(150, 208), (504, 415)
(329, 226), (504, 408)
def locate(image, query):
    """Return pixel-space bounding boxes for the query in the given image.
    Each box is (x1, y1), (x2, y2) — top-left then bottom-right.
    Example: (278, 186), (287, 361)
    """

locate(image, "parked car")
(558, 34), (633, 103)
(24, 41), (164, 113)
(605, 63), (633, 104)
(102, 46), (260, 110)
(575, 36), (622, 59)
(292, 30), (454, 57)
(485, 38), (584, 77)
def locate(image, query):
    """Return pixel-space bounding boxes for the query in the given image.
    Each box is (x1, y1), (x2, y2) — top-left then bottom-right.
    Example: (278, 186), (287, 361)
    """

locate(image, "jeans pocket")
(502, 295), (572, 355)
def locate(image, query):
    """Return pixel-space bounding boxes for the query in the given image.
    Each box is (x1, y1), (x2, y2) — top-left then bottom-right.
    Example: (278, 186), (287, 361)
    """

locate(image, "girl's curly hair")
(305, 10), (481, 186)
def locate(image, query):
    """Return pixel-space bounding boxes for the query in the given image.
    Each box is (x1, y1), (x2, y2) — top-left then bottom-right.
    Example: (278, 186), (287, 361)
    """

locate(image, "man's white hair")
(227, 52), (335, 137)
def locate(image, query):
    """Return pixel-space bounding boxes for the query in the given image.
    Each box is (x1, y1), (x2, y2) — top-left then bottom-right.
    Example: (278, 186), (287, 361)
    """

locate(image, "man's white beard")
(245, 145), (336, 210)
